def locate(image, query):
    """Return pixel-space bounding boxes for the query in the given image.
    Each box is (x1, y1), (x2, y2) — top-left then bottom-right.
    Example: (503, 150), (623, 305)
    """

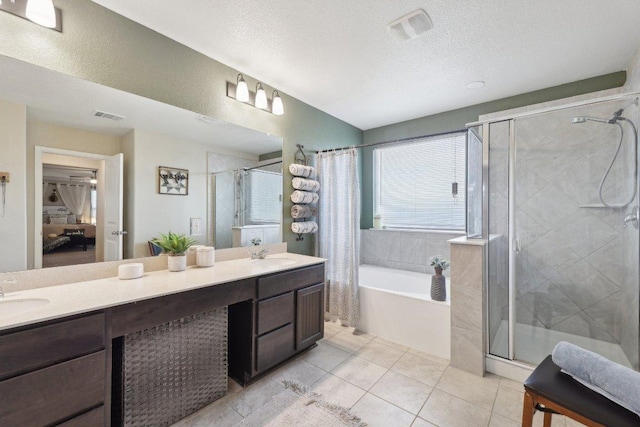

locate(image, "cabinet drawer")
(258, 264), (324, 299)
(0, 351), (106, 427)
(0, 313), (105, 380)
(57, 406), (104, 427)
(256, 324), (294, 372)
(257, 292), (294, 335)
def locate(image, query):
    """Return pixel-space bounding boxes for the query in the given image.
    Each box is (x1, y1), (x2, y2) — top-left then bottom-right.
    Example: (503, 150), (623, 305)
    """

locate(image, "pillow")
(49, 216), (67, 224)
(47, 233), (58, 238)
(67, 214), (76, 224)
(64, 228), (85, 236)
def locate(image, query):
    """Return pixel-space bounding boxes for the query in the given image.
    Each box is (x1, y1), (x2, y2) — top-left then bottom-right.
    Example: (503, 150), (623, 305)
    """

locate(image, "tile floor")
(174, 322), (585, 427)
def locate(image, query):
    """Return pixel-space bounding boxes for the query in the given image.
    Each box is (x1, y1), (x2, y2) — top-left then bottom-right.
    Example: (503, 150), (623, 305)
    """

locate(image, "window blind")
(246, 170), (282, 224)
(374, 131), (466, 230)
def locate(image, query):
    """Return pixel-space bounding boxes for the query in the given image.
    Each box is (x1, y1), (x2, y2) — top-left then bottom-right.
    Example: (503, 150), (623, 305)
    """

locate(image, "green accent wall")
(360, 71), (627, 229)
(259, 151), (283, 161)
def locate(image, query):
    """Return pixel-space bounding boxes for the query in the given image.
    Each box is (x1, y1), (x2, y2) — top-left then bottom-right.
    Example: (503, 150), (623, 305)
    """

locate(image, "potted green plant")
(429, 256), (449, 301)
(152, 232), (197, 272)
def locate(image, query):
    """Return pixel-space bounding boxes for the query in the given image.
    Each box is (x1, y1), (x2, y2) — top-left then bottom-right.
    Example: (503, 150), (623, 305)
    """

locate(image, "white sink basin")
(251, 258), (298, 268)
(0, 298), (49, 318)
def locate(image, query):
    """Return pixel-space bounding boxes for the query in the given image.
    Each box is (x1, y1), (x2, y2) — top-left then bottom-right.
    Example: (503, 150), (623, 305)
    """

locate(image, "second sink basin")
(0, 298), (49, 318)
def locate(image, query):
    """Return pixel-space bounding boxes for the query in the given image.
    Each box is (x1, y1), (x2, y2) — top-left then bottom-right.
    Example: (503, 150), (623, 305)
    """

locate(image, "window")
(245, 169), (282, 224)
(90, 187), (97, 225)
(374, 131), (466, 230)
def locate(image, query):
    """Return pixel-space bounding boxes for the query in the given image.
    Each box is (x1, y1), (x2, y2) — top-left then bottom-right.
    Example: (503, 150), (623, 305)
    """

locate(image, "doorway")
(35, 147), (124, 269)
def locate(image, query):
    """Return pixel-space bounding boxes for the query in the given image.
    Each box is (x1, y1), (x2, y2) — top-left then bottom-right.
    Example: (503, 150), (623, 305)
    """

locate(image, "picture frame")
(158, 166), (189, 195)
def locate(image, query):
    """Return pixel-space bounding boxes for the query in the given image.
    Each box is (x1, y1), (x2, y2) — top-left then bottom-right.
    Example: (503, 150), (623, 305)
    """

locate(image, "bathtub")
(358, 264), (451, 360)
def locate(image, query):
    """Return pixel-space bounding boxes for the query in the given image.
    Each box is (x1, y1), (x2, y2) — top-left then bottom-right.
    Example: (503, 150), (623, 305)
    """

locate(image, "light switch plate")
(190, 217), (202, 236)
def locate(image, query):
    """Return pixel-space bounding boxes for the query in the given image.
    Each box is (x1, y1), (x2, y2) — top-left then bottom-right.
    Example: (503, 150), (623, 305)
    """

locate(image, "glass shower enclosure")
(469, 95), (640, 369)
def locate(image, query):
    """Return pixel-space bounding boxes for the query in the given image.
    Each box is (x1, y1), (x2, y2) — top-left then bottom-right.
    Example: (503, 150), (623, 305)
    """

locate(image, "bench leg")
(522, 391), (535, 427)
(543, 411), (552, 427)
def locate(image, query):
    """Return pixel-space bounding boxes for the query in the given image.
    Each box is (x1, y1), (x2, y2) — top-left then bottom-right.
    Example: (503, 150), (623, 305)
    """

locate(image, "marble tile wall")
(449, 239), (485, 376)
(360, 229), (463, 274)
(486, 99), (639, 367)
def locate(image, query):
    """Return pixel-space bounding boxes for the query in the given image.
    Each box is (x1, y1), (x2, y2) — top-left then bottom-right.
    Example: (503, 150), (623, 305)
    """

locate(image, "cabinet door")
(296, 283), (324, 350)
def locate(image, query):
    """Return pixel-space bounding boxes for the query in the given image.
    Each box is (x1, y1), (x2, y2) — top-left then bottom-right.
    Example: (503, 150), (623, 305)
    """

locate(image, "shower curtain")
(56, 183), (86, 216)
(315, 148), (360, 327)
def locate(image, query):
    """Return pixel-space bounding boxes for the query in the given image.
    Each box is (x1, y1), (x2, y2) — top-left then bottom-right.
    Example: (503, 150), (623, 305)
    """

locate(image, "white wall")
(0, 100), (27, 272)
(128, 130), (211, 258)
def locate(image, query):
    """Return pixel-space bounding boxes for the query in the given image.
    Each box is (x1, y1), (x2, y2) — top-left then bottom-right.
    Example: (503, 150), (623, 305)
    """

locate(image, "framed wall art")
(158, 166), (189, 195)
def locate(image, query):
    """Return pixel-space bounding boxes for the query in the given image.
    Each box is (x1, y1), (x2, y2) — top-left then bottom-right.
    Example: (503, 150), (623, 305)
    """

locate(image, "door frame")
(34, 146), (115, 269)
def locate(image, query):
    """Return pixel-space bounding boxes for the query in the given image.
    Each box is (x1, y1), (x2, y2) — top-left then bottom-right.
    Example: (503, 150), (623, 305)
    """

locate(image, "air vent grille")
(94, 110), (126, 121)
(387, 9), (433, 42)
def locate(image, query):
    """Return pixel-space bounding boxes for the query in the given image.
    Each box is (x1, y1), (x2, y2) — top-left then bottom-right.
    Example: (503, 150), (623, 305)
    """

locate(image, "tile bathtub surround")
(172, 322), (585, 427)
(360, 229), (463, 274)
(449, 237), (486, 376)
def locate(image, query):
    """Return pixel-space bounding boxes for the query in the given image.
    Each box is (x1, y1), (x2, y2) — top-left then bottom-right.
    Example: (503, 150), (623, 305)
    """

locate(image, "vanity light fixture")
(0, 0), (62, 31)
(226, 77), (285, 116)
(26, 0), (55, 28)
(272, 90), (284, 116)
(235, 74), (249, 102)
(255, 82), (268, 109)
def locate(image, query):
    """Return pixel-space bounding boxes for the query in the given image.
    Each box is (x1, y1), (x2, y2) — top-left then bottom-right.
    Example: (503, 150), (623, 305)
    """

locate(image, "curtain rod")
(316, 128), (467, 153)
(243, 159), (283, 171)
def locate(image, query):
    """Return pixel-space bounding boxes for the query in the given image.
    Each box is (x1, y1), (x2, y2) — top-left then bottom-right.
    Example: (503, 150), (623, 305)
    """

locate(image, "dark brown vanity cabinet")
(229, 263), (325, 385)
(0, 313), (108, 427)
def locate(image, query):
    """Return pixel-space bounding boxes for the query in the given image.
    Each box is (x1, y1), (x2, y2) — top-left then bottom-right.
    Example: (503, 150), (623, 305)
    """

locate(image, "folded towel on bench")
(552, 341), (640, 416)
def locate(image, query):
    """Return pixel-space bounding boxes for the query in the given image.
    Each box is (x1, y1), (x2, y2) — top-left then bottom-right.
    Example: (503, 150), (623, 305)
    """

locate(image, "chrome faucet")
(623, 206), (639, 229)
(249, 248), (270, 260)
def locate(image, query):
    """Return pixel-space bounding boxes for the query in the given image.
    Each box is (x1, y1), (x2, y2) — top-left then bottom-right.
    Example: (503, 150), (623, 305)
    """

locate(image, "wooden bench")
(522, 355), (638, 427)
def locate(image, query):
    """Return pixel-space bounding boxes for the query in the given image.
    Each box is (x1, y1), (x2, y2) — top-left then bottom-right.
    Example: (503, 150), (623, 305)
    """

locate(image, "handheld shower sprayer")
(571, 105), (638, 209)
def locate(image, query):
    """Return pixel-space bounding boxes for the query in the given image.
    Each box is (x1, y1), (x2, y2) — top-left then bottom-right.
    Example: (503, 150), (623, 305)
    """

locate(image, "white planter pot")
(167, 255), (187, 272)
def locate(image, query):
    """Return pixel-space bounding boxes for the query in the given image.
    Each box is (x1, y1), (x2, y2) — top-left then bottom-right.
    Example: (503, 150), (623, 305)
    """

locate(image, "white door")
(104, 153), (124, 261)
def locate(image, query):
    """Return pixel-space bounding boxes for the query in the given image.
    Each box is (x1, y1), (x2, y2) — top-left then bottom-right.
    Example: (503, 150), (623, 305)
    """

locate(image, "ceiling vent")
(93, 110), (126, 121)
(387, 9), (433, 42)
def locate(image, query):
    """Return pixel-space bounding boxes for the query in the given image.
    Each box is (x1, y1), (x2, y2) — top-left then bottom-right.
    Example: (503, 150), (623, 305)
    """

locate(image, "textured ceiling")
(91, 0), (640, 130)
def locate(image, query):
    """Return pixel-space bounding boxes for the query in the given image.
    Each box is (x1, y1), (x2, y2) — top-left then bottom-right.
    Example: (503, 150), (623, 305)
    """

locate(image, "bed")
(43, 235), (71, 253)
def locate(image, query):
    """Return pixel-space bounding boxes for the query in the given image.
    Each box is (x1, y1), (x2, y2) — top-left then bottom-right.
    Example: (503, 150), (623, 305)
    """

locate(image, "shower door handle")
(513, 237), (521, 253)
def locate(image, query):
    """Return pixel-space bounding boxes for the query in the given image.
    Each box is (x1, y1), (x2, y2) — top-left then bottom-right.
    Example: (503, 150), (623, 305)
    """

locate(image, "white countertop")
(0, 253), (325, 332)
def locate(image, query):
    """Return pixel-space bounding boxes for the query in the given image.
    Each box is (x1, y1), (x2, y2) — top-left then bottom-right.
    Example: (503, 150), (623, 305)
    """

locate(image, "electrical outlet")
(0, 172), (9, 183)
(190, 217), (202, 236)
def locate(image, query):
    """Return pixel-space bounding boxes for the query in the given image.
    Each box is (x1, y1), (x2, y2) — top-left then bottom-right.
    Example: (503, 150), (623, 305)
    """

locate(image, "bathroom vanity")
(0, 253), (325, 427)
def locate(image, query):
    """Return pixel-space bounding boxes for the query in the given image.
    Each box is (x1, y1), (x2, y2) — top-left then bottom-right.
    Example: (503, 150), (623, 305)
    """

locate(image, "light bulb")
(26, 0), (57, 28)
(235, 74), (249, 102)
(272, 90), (284, 115)
(255, 83), (267, 109)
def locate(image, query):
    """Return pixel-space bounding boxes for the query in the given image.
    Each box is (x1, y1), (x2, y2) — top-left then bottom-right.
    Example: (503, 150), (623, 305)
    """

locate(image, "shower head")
(571, 108), (626, 125)
(571, 116), (611, 124)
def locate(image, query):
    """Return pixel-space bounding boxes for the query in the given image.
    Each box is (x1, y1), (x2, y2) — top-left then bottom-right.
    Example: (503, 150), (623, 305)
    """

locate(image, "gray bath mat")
(236, 379), (367, 427)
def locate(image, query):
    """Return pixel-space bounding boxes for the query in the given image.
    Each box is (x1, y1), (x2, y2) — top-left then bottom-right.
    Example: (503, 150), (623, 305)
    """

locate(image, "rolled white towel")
(552, 341), (640, 415)
(290, 190), (319, 204)
(291, 221), (318, 234)
(291, 204), (317, 219)
(292, 177), (320, 192)
(289, 163), (315, 178)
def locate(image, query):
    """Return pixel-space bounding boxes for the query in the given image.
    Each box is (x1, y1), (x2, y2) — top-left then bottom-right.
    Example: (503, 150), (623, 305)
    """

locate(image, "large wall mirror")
(0, 55), (283, 273)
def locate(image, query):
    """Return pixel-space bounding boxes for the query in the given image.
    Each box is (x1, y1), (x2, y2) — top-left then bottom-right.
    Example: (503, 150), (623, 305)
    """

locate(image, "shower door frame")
(469, 90), (640, 367)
